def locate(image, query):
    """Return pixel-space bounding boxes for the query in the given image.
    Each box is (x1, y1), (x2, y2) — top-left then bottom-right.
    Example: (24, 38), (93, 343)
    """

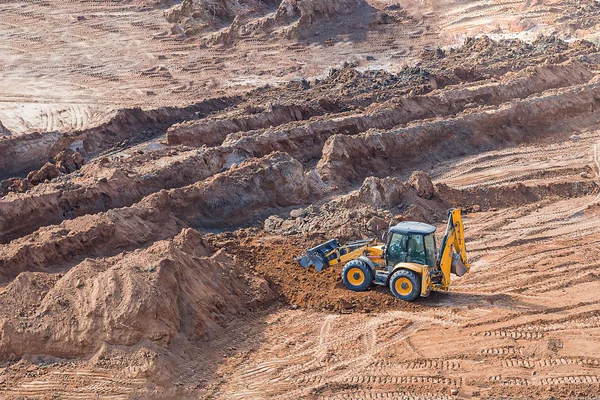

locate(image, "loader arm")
(436, 208), (470, 289)
(296, 238), (379, 271)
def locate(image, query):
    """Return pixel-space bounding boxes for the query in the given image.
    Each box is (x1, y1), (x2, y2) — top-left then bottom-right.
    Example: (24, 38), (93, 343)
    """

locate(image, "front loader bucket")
(295, 239), (341, 272)
(296, 253), (327, 271)
(296, 255), (311, 268)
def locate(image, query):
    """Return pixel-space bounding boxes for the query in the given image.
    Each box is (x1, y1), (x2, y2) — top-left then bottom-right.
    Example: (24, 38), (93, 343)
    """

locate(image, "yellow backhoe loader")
(296, 209), (470, 301)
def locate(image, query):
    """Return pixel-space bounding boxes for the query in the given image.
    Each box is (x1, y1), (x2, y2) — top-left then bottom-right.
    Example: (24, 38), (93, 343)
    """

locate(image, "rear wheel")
(389, 269), (421, 302)
(342, 260), (373, 292)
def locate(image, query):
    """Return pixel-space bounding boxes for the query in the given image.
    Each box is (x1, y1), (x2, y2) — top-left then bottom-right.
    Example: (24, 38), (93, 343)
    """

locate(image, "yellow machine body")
(296, 208), (470, 301)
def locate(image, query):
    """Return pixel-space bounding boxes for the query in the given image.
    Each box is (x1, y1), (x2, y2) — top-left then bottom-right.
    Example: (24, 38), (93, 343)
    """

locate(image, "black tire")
(389, 269), (421, 302)
(341, 260), (373, 292)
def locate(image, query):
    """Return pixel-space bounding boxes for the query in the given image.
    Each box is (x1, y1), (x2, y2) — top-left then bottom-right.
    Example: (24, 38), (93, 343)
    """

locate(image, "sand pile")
(0, 229), (274, 370)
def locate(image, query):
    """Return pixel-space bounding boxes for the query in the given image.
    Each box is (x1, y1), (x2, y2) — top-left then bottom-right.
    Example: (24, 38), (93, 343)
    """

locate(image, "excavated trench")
(0, 96), (239, 179)
(0, 152), (311, 282)
(166, 103), (330, 147)
(173, 60), (596, 151)
(2, 58), (598, 243)
(2, 37), (600, 385)
(318, 79), (600, 184)
(0, 147), (232, 244)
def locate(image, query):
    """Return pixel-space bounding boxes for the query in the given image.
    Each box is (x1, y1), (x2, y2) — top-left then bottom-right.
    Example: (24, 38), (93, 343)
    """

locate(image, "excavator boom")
(436, 208), (470, 289)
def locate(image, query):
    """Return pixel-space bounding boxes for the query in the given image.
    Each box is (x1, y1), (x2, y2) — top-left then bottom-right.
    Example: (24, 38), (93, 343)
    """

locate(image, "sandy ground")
(1, 0), (598, 134)
(3, 133), (600, 399)
(2, 1), (600, 399)
(0, 0), (432, 135)
(203, 133), (600, 399)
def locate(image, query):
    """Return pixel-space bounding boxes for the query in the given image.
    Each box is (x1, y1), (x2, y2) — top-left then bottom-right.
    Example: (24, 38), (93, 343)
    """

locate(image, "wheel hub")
(395, 277), (413, 296)
(347, 267), (365, 286)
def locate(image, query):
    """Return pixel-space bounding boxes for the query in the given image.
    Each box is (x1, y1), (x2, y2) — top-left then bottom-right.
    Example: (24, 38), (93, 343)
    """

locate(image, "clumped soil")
(209, 230), (426, 313)
(2, 7), (600, 397)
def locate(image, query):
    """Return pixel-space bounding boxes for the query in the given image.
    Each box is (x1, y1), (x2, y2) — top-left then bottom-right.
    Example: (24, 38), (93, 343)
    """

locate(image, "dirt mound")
(24, 163), (59, 187)
(408, 170), (435, 200)
(166, 0), (278, 32)
(167, 0), (374, 41)
(538, 0), (600, 31)
(276, 0), (366, 26)
(422, 36), (598, 86)
(264, 174), (448, 241)
(54, 149), (85, 175)
(356, 176), (406, 208)
(1, 149), (85, 196)
(0, 228), (274, 366)
(165, 0), (309, 41)
(208, 231), (424, 314)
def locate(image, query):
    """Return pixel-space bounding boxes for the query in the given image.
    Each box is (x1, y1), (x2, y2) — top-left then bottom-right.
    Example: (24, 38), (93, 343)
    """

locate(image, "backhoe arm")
(437, 208), (470, 289)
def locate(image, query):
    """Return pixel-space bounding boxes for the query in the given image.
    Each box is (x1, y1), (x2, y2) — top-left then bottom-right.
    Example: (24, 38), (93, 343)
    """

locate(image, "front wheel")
(389, 269), (421, 302)
(342, 260), (373, 292)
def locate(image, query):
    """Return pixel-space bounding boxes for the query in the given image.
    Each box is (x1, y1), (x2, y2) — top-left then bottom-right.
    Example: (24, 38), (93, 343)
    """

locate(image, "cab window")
(386, 233), (407, 266)
(406, 234), (426, 265)
(424, 233), (437, 267)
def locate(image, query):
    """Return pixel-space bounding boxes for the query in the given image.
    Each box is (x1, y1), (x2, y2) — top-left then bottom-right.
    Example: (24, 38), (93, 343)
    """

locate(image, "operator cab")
(386, 222), (437, 268)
